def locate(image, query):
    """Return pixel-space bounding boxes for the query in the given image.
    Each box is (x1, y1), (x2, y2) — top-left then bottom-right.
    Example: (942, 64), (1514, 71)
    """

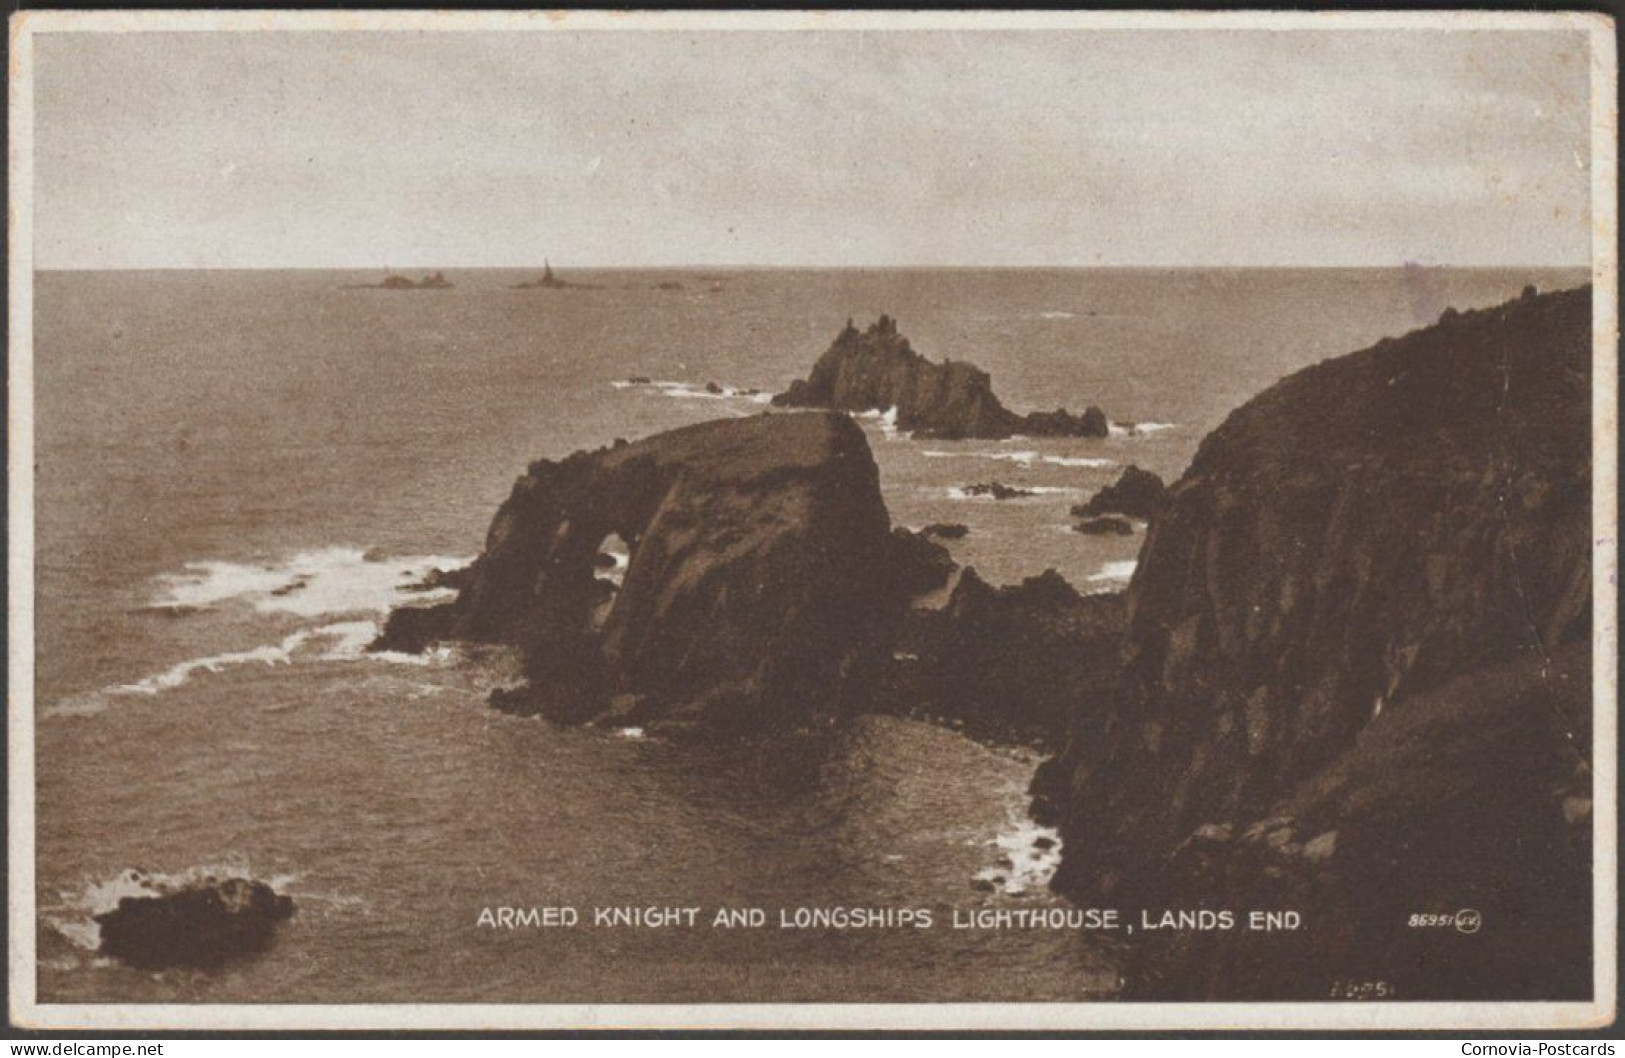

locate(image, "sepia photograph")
(6, 9), (1617, 1033)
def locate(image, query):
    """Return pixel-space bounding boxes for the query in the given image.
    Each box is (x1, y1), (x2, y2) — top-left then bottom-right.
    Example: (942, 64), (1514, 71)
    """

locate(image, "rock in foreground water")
(94, 876), (295, 970)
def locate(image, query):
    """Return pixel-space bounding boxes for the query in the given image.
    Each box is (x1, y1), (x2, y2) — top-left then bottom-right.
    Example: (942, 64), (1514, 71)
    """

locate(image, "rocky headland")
(1032, 284), (1594, 999)
(772, 316), (1109, 440)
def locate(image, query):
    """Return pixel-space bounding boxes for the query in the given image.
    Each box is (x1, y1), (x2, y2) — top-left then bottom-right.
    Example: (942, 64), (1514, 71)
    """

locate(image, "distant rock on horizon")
(772, 316), (1109, 440)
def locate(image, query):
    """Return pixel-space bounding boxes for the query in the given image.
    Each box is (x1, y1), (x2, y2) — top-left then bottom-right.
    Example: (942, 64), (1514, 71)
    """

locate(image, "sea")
(29, 265), (1585, 1003)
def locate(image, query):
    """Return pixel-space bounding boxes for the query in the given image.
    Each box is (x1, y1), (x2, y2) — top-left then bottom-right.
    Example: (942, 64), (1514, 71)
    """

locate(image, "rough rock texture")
(377, 412), (915, 732)
(1124, 645), (1591, 1000)
(773, 316), (1108, 440)
(1034, 285), (1593, 998)
(879, 569), (1125, 748)
(1071, 465), (1167, 521)
(94, 877), (295, 969)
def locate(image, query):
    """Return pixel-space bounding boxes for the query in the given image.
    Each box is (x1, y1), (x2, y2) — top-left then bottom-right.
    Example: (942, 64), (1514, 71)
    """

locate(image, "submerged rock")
(94, 877), (295, 970)
(772, 316), (1109, 440)
(1035, 285), (1594, 1000)
(378, 412), (905, 732)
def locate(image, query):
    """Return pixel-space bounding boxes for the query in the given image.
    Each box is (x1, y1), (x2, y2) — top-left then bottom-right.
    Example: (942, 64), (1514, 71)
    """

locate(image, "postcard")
(7, 9), (1617, 1032)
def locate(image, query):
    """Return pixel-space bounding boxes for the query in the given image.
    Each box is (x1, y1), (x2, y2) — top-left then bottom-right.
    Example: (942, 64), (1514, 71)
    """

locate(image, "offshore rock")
(94, 876), (295, 970)
(773, 316), (1109, 440)
(1072, 515), (1135, 536)
(377, 412), (903, 732)
(1034, 285), (1594, 999)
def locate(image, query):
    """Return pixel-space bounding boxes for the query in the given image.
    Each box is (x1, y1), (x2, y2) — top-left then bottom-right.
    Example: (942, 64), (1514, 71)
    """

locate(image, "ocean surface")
(30, 266), (1585, 1002)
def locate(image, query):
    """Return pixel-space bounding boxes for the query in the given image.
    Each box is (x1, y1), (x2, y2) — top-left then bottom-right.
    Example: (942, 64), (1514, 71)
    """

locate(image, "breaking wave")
(612, 379), (772, 404)
(43, 860), (302, 954)
(855, 406), (905, 441)
(944, 484), (1081, 502)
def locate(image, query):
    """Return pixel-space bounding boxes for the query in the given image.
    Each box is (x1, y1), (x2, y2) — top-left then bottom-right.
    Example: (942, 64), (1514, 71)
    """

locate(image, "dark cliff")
(378, 411), (916, 732)
(1035, 285), (1594, 999)
(879, 569), (1123, 749)
(773, 316), (1109, 440)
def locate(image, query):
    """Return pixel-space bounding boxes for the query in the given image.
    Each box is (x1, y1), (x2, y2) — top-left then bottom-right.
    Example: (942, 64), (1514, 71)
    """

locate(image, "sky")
(31, 26), (1595, 269)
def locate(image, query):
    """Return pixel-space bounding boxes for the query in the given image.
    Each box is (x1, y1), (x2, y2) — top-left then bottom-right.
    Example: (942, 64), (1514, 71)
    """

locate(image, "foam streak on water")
(49, 549), (470, 717)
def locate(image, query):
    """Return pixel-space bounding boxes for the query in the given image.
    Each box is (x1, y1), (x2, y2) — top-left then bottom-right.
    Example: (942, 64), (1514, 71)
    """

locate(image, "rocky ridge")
(773, 316), (1109, 440)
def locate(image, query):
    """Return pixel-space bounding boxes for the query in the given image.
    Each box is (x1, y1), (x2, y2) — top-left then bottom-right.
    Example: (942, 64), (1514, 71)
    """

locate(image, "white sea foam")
(1037, 311), (1076, 320)
(923, 449), (1114, 469)
(1043, 455), (1116, 468)
(1108, 421), (1177, 438)
(975, 814), (1064, 897)
(151, 547), (472, 618)
(111, 630), (316, 699)
(1087, 560), (1139, 582)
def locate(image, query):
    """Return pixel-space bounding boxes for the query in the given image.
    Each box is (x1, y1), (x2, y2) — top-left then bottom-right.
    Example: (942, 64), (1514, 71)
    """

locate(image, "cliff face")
(1036, 285), (1594, 998)
(773, 316), (1108, 440)
(379, 412), (912, 732)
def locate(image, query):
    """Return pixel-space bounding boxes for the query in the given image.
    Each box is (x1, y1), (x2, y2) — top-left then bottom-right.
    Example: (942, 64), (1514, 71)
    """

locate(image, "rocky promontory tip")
(375, 412), (922, 733)
(1034, 284), (1594, 1000)
(93, 875), (295, 970)
(772, 316), (1109, 440)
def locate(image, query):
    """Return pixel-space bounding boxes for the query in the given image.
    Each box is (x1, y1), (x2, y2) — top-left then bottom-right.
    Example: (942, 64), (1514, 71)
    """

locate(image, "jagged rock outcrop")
(773, 316), (1109, 440)
(1070, 465), (1167, 521)
(1034, 285), (1593, 999)
(879, 569), (1124, 748)
(376, 412), (918, 732)
(1073, 515), (1134, 536)
(94, 876), (295, 969)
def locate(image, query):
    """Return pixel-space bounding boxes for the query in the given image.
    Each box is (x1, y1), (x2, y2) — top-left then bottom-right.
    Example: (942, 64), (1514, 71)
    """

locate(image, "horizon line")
(32, 262), (1594, 274)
